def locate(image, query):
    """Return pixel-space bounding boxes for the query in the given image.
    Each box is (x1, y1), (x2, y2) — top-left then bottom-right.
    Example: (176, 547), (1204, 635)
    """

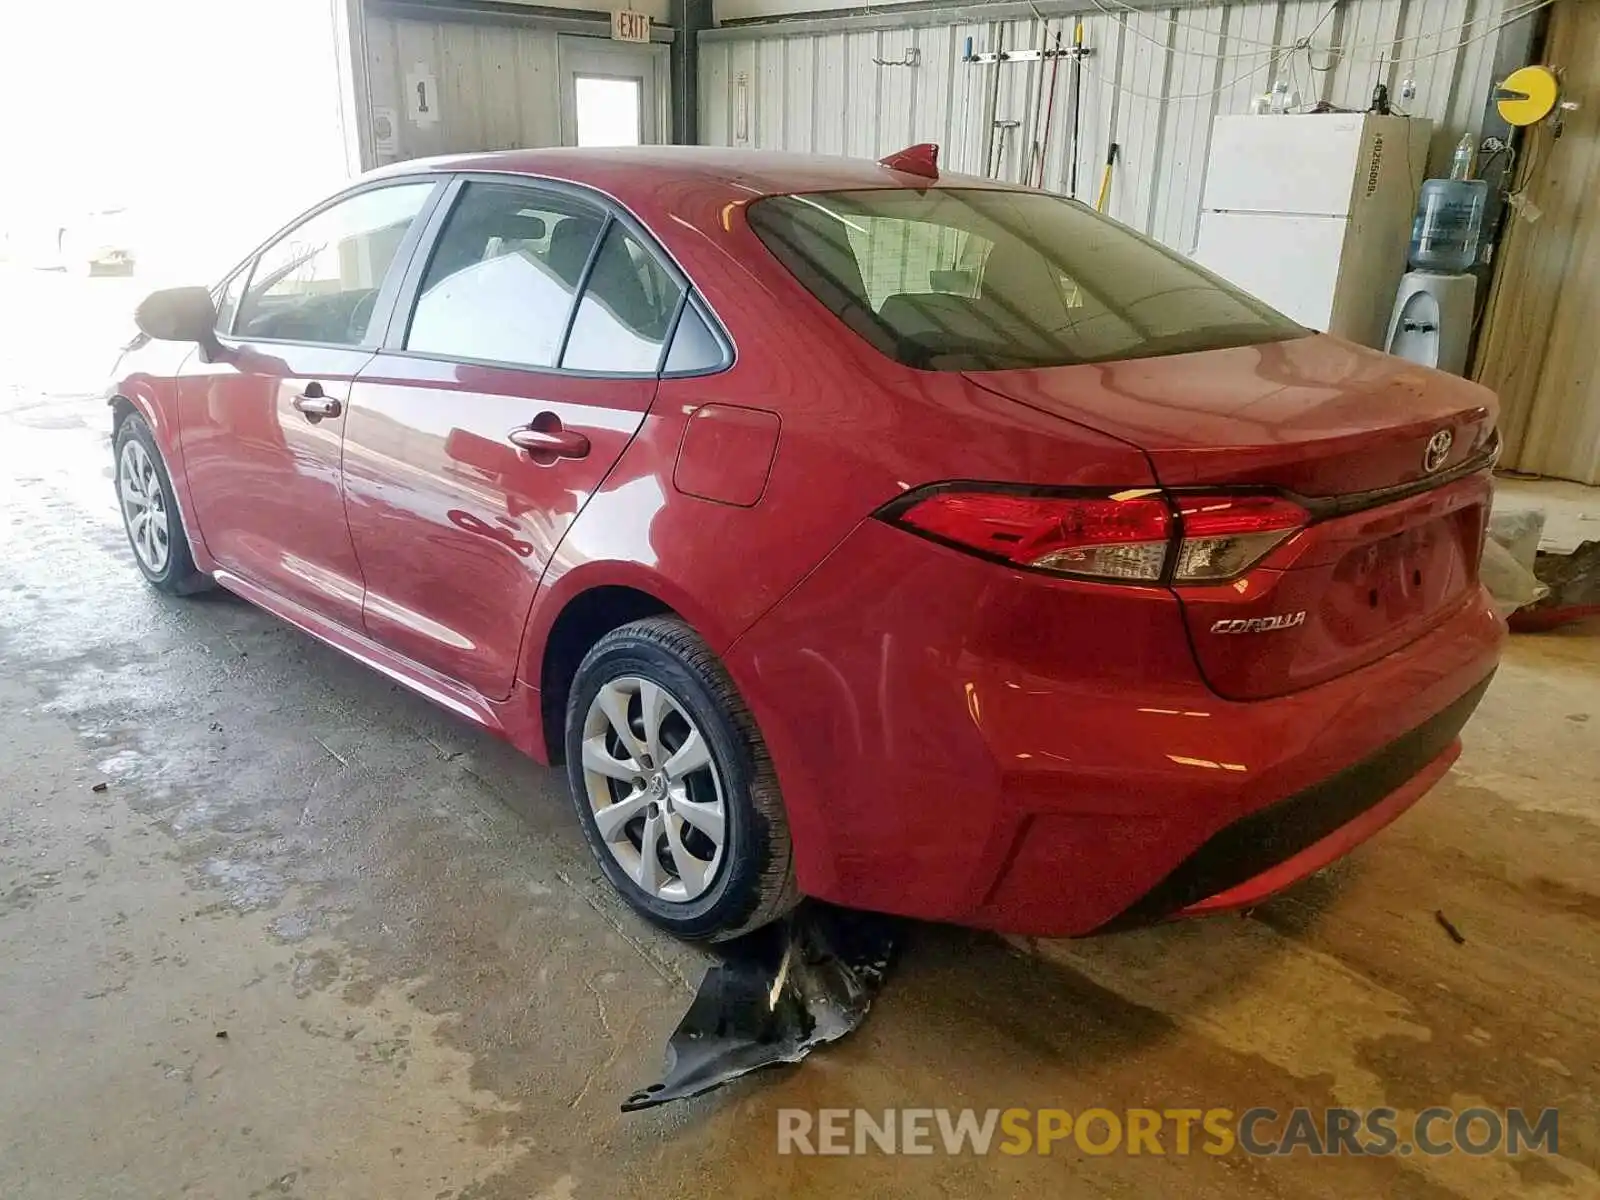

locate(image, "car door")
(342, 178), (685, 700)
(175, 180), (440, 629)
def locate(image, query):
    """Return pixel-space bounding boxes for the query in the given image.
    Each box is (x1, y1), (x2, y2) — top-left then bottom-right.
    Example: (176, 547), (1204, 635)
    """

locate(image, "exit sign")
(612, 9), (650, 41)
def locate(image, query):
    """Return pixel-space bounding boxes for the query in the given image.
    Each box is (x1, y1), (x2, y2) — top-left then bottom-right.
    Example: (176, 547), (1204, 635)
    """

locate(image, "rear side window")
(663, 302), (725, 374)
(234, 183), (434, 346)
(405, 182), (605, 369)
(562, 224), (684, 373)
(747, 189), (1302, 371)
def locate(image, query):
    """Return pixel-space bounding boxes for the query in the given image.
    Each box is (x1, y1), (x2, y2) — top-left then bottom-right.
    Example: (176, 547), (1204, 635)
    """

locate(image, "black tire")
(113, 413), (212, 595)
(564, 616), (798, 942)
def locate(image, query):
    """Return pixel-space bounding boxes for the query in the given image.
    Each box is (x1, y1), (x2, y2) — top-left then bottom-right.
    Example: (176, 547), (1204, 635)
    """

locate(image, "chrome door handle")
(294, 395), (341, 419)
(292, 383), (341, 422)
(508, 421), (589, 460)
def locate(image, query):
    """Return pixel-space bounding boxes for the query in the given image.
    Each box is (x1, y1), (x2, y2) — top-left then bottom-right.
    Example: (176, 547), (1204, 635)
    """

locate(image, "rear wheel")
(564, 617), (797, 941)
(114, 414), (210, 595)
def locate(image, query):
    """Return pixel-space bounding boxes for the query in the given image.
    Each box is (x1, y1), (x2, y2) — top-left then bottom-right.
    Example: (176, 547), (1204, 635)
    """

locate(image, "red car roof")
(367, 145), (1016, 205)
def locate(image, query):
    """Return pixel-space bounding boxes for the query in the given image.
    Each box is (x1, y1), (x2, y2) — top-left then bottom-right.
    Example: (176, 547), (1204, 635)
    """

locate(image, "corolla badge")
(1211, 612), (1307, 634)
(1423, 429), (1454, 473)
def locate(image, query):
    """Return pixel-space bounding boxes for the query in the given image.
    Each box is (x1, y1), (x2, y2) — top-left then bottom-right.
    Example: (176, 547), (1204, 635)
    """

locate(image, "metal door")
(558, 36), (669, 147)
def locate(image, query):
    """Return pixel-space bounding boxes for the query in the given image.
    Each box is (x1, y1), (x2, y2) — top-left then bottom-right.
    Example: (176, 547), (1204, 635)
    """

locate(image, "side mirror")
(134, 286), (219, 344)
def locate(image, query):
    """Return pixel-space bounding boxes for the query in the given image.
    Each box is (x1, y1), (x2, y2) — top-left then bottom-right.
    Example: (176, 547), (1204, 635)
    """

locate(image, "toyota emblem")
(1423, 429), (1453, 473)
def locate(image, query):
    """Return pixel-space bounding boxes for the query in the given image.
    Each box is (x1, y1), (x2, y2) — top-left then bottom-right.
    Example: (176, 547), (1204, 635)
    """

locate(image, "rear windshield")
(746, 188), (1302, 371)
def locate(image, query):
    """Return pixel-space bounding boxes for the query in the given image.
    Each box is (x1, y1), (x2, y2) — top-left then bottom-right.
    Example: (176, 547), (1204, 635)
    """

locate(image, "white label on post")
(371, 106), (399, 156)
(612, 9), (651, 41)
(405, 63), (440, 128)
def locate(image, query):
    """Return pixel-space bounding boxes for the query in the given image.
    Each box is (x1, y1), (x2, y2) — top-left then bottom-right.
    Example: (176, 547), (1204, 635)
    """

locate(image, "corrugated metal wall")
(366, 15), (563, 164)
(700, 0), (1505, 254)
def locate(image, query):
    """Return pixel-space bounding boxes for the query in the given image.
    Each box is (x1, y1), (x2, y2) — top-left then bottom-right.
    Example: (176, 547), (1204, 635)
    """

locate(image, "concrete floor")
(1495, 475), (1600, 556)
(1, 266), (1597, 1199)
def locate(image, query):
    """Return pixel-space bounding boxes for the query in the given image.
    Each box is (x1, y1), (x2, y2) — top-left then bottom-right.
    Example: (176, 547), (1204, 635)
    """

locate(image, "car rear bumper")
(727, 519), (1505, 937)
(1092, 674), (1487, 929)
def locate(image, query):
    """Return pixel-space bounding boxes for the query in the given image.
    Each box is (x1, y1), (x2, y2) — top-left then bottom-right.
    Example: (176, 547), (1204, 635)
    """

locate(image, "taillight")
(883, 487), (1309, 584)
(889, 489), (1172, 582)
(1172, 494), (1308, 582)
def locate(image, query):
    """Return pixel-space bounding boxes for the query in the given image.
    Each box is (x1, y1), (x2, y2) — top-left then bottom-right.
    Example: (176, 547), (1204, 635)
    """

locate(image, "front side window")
(214, 269), (247, 335)
(562, 224), (684, 373)
(747, 189), (1302, 371)
(233, 183), (434, 345)
(405, 183), (606, 369)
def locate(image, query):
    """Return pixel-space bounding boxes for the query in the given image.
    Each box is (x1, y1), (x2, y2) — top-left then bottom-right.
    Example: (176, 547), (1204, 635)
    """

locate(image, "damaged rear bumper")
(727, 519), (1506, 937)
(1097, 672), (1491, 930)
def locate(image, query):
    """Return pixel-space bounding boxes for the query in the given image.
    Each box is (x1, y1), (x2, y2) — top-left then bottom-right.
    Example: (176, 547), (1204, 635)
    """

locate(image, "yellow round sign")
(1497, 65), (1560, 126)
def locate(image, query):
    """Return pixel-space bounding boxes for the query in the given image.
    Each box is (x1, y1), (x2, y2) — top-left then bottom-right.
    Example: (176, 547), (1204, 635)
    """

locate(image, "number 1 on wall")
(405, 62), (440, 128)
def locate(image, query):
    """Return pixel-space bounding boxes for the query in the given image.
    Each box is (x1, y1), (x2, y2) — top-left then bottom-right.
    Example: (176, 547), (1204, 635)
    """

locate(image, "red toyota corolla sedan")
(109, 145), (1504, 941)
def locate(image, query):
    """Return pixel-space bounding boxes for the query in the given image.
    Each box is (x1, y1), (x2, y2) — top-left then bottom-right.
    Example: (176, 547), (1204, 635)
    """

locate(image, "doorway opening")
(559, 37), (667, 146)
(574, 75), (643, 147)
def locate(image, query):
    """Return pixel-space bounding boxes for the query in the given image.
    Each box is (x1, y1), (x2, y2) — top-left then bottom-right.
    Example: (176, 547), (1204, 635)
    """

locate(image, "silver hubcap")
(118, 439), (170, 574)
(581, 676), (726, 904)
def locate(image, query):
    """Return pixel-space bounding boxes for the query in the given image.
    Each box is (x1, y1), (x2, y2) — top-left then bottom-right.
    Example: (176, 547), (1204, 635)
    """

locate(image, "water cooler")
(1383, 154), (1488, 375)
(1386, 271), (1478, 373)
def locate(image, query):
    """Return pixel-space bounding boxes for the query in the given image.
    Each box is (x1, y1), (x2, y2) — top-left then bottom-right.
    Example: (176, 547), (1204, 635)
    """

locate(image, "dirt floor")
(1, 266), (1597, 1199)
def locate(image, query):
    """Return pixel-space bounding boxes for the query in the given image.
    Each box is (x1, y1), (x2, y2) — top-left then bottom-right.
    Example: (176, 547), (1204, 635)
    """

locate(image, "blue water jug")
(1408, 179), (1488, 273)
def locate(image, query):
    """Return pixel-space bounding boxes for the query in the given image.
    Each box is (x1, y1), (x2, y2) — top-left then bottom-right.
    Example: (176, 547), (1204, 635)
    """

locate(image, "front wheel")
(114, 414), (211, 595)
(564, 617), (798, 942)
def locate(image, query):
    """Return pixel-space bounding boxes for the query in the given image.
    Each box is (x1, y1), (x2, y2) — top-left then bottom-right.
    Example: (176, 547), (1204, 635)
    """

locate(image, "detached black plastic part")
(622, 905), (898, 1112)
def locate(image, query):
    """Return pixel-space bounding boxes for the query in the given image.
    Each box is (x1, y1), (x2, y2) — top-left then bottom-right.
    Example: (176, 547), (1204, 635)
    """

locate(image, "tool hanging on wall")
(1032, 31), (1065, 188)
(984, 29), (1005, 180)
(1026, 29), (1056, 188)
(964, 29), (1093, 187)
(963, 33), (1006, 179)
(1096, 142), (1119, 213)
(992, 119), (1021, 179)
(1066, 23), (1085, 195)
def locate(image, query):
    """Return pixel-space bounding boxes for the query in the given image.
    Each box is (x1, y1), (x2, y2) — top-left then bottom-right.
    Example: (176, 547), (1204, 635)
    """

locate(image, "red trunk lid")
(966, 334), (1499, 699)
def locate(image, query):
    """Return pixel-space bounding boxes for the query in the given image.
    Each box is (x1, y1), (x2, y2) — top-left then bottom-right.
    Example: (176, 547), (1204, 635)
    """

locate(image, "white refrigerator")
(1192, 113), (1431, 350)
